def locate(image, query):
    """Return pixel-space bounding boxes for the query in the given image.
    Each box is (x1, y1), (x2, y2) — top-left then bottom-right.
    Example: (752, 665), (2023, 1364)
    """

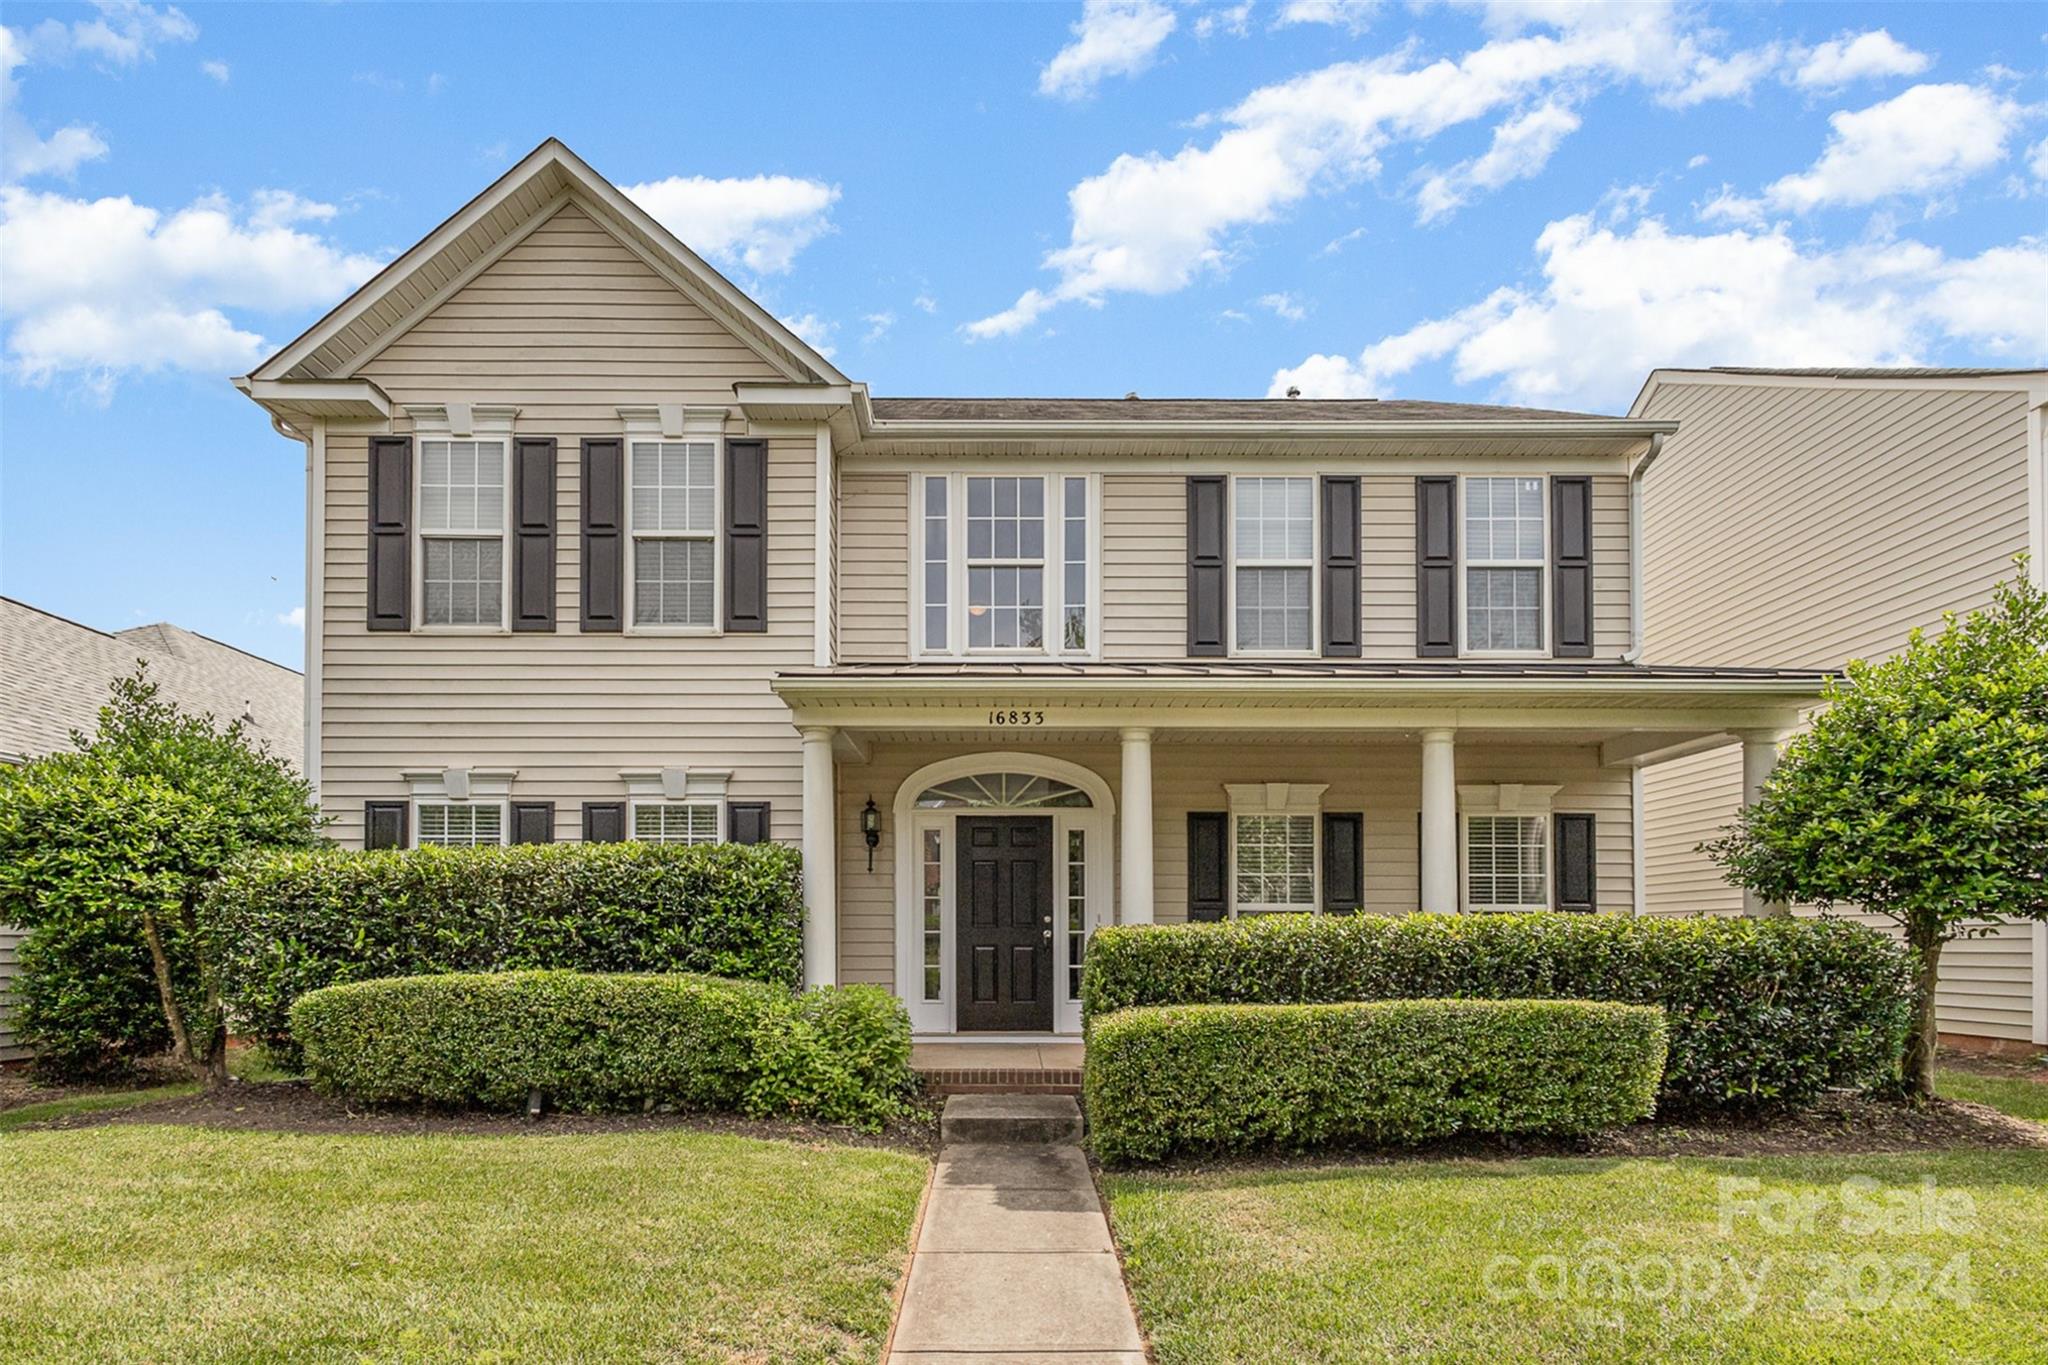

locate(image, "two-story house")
(237, 140), (1827, 1039)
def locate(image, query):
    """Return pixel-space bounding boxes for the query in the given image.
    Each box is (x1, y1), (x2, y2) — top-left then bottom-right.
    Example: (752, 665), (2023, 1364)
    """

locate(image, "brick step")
(939, 1093), (1084, 1145)
(918, 1065), (1083, 1098)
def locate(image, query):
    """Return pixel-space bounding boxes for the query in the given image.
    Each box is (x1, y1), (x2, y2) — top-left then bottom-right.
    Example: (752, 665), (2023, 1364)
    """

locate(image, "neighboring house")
(236, 140), (1832, 1039)
(0, 597), (304, 1060)
(1633, 367), (2048, 1053)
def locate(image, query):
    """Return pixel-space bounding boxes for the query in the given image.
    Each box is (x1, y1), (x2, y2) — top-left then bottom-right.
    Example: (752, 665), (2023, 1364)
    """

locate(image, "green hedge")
(1085, 998), (1667, 1163)
(289, 971), (915, 1128)
(207, 841), (804, 1063)
(1080, 913), (1912, 1111)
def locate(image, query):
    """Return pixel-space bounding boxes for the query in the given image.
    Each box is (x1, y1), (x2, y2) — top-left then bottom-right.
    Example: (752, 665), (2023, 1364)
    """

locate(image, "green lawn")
(0, 1122), (926, 1363)
(1107, 1150), (2048, 1364)
(1938, 1067), (2048, 1124)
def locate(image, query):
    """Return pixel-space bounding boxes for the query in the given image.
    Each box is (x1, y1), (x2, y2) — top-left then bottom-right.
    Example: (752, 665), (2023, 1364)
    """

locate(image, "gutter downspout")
(1621, 432), (1665, 665)
(270, 413), (323, 803)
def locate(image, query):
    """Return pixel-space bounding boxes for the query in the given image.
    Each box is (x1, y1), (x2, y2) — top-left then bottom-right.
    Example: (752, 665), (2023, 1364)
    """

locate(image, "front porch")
(911, 1039), (1086, 1094)
(776, 662), (1829, 1037)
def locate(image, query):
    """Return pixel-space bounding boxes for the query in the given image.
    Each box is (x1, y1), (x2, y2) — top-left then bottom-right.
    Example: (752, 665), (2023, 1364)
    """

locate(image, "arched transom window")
(914, 772), (1093, 810)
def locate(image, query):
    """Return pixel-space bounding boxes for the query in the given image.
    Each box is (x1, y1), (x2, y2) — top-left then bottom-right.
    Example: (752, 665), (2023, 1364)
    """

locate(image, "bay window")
(916, 472), (1095, 657)
(1232, 476), (1314, 653)
(1463, 475), (1546, 653)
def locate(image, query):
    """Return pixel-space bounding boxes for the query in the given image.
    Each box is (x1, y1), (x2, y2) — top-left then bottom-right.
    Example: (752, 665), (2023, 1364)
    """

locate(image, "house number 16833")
(987, 709), (1047, 726)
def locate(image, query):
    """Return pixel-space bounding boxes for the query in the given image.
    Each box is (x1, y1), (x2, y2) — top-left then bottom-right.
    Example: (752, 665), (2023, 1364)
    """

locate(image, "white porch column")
(1739, 729), (1787, 918)
(1420, 728), (1458, 913)
(1119, 727), (1155, 925)
(800, 725), (838, 986)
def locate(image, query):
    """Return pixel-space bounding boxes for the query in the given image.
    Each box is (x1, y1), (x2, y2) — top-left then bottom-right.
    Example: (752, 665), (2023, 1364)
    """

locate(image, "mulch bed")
(8, 1078), (943, 1154)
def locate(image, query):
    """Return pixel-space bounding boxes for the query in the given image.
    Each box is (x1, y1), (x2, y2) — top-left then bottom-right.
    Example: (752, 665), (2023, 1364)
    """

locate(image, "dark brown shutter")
(364, 801), (407, 850)
(1553, 813), (1597, 912)
(1186, 476), (1228, 657)
(1322, 812), (1364, 912)
(1320, 475), (1361, 658)
(1187, 811), (1228, 921)
(723, 438), (768, 633)
(1415, 475), (1457, 657)
(511, 437), (557, 632)
(728, 801), (771, 845)
(510, 801), (555, 844)
(582, 801), (626, 843)
(1550, 475), (1594, 658)
(580, 438), (624, 632)
(366, 437), (412, 631)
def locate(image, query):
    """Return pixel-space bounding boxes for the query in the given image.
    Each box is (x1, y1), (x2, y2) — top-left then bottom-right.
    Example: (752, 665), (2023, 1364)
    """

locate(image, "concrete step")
(940, 1093), (1084, 1146)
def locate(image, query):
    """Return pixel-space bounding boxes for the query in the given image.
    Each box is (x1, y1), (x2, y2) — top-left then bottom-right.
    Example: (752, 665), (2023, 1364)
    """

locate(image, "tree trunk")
(1905, 930), (1944, 1099)
(139, 905), (196, 1070)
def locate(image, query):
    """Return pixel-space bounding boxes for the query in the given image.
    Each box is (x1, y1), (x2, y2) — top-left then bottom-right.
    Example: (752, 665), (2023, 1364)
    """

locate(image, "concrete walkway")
(887, 1097), (1145, 1363)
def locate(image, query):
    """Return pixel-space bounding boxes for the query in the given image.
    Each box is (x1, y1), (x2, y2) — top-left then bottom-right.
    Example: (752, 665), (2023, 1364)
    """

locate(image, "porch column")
(800, 725), (838, 986)
(1739, 729), (1788, 918)
(1120, 727), (1155, 925)
(1420, 728), (1458, 913)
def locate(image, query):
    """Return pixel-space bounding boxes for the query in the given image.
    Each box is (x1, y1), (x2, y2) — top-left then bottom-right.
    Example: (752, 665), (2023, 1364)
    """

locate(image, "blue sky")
(2, 1), (2043, 668)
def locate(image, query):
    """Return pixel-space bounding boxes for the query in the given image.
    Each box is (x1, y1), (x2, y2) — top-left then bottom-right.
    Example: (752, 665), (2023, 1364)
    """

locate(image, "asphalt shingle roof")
(866, 396), (1618, 423)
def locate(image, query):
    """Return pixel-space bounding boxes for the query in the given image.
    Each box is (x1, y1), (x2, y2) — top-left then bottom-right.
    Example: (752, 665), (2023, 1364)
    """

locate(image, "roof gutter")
(771, 670), (1829, 704)
(857, 418), (1680, 442)
(1622, 431), (1666, 664)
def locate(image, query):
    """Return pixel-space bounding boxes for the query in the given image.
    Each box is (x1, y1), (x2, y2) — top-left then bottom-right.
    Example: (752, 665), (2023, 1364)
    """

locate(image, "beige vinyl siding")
(0, 923), (23, 1061)
(1637, 377), (2038, 1042)
(1360, 474), (1416, 659)
(837, 472), (909, 662)
(323, 204), (815, 847)
(1101, 474), (1186, 658)
(834, 737), (1631, 994)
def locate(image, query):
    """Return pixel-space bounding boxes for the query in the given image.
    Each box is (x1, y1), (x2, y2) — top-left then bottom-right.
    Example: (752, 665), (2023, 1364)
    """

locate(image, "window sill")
(413, 626), (513, 636)
(625, 626), (724, 638)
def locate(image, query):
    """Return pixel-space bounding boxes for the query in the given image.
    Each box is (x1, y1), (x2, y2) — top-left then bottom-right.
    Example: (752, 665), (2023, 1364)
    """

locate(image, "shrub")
(289, 971), (916, 1129)
(1080, 912), (1912, 1111)
(208, 840), (804, 1064)
(1085, 998), (1666, 1164)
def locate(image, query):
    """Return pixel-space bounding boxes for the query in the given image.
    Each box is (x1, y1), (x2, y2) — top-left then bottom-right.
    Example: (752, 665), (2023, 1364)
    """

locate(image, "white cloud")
(1686, 153), (1709, 169)
(1658, 43), (1782, 108)
(1193, 3), (1252, 40)
(913, 293), (939, 314)
(2027, 137), (2048, 185)
(0, 185), (384, 391)
(623, 173), (839, 275)
(277, 606), (304, 629)
(780, 312), (837, 359)
(1415, 99), (1580, 222)
(1792, 30), (1931, 90)
(200, 57), (227, 83)
(1268, 206), (2048, 409)
(1257, 291), (1307, 320)
(972, 4), (1787, 336)
(4, 4), (197, 180)
(1038, 0), (1178, 101)
(862, 310), (895, 342)
(1765, 83), (2025, 212)
(1276, 0), (1380, 32)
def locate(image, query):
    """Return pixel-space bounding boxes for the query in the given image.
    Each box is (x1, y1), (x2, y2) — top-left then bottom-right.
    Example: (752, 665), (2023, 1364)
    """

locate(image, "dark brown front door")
(955, 816), (1055, 1032)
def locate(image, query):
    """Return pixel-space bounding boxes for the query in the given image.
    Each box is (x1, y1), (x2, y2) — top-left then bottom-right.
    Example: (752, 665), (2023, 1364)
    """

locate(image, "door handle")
(1042, 928), (1053, 939)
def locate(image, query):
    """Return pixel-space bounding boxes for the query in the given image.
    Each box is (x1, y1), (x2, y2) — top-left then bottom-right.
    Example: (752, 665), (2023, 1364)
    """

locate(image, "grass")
(1106, 1150), (2048, 1364)
(1937, 1067), (2048, 1124)
(0, 1123), (926, 1363)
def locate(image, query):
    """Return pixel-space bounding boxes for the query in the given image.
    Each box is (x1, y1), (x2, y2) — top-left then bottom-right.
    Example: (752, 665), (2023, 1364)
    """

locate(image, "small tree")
(1707, 563), (2048, 1097)
(0, 667), (321, 1085)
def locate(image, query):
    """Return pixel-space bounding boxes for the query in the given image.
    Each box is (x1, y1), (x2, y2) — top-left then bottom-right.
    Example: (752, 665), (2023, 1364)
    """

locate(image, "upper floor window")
(630, 439), (718, 629)
(916, 473), (1095, 657)
(419, 438), (507, 628)
(1463, 476), (1545, 653)
(1232, 476), (1314, 654)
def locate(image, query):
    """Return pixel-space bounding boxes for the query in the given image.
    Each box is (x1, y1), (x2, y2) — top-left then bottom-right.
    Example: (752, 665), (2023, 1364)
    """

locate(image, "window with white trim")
(1459, 783), (1561, 911)
(621, 767), (730, 845)
(915, 473), (1095, 657)
(419, 437), (507, 628)
(417, 801), (505, 847)
(632, 802), (720, 844)
(1227, 782), (1326, 914)
(630, 439), (718, 628)
(1232, 476), (1314, 653)
(1463, 476), (1546, 653)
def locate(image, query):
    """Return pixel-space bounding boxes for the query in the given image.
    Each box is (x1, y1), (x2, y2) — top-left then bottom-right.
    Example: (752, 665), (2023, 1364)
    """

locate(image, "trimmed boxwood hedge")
(1080, 912), (1912, 1111)
(207, 841), (804, 1063)
(289, 970), (915, 1128)
(1085, 998), (1667, 1163)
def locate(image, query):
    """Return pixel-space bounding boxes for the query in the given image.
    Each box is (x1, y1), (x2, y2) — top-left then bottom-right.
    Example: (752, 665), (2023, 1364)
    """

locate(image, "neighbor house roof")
(866, 396), (1610, 423)
(0, 598), (303, 767)
(1704, 366), (2047, 380)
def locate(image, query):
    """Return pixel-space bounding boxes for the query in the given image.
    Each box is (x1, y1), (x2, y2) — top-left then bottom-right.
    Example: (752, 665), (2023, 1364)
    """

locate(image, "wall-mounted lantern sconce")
(861, 797), (881, 872)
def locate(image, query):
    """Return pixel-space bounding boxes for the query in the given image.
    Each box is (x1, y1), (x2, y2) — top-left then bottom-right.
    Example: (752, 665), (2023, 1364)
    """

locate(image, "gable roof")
(1631, 364), (2048, 416)
(242, 138), (844, 390)
(0, 598), (303, 767)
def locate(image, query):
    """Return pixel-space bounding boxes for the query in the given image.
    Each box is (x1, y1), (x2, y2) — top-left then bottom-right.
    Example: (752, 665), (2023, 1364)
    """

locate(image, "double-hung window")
(1232, 476), (1314, 653)
(633, 802), (720, 844)
(416, 801), (505, 847)
(1226, 782), (1326, 914)
(1459, 783), (1561, 911)
(629, 438), (718, 629)
(916, 473), (1094, 657)
(1463, 476), (1546, 653)
(622, 768), (728, 845)
(419, 437), (508, 628)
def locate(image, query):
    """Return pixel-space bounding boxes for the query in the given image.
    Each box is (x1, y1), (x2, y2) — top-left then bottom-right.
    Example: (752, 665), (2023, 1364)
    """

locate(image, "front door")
(955, 816), (1055, 1031)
